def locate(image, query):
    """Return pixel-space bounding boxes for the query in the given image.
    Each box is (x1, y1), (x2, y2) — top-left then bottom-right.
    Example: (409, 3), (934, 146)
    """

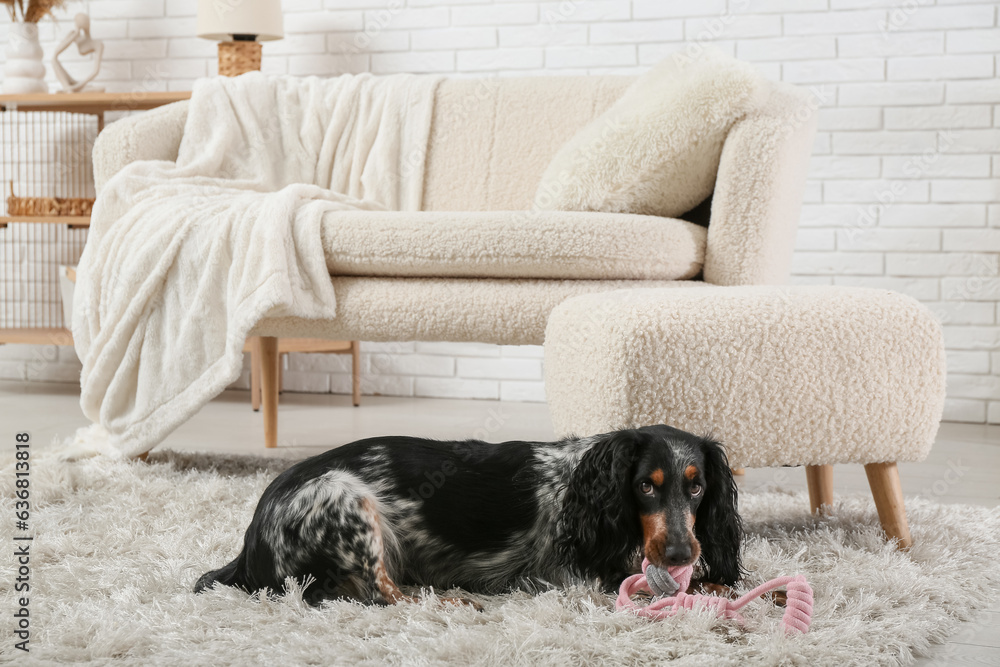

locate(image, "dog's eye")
(640, 481), (654, 495)
(690, 484), (703, 497)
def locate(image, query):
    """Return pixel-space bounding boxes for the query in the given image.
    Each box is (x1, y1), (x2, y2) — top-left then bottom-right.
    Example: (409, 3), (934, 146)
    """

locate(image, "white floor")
(2, 379), (998, 664)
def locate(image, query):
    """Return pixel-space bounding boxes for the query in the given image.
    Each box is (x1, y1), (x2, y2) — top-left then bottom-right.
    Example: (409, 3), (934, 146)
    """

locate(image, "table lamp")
(196, 0), (284, 77)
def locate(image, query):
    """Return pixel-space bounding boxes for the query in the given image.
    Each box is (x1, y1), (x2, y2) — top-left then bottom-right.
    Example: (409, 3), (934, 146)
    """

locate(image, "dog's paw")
(441, 596), (484, 612)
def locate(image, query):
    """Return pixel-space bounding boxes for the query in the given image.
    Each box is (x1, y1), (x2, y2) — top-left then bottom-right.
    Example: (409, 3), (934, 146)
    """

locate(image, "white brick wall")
(1, 0), (998, 423)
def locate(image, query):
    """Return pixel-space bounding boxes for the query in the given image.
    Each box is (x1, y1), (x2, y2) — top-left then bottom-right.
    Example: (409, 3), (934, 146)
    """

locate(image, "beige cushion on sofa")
(320, 210), (706, 280)
(254, 277), (704, 346)
(533, 51), (765, 219)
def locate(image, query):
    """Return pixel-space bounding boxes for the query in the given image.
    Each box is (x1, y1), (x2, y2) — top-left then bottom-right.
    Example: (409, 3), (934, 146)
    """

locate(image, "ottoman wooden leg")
(806, 464), (834, 514)
(260, 337), (280, 448)
(865, 462), (912, 549)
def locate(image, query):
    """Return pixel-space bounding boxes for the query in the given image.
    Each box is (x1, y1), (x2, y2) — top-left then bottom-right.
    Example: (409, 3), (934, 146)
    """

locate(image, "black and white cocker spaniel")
(195, 424), (744, 607)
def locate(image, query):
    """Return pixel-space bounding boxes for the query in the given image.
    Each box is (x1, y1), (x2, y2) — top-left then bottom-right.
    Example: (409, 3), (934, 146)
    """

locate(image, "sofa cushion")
(533, 51), (765, 219)
(320, 210), (705, 280)
(422, 77), (630, 212)
(253, 277), (705, 346)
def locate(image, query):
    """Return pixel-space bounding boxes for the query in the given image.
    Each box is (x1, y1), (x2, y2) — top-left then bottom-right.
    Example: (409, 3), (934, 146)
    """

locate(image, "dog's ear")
(694, 437), (744, 586)
(556, 430), (642, 585)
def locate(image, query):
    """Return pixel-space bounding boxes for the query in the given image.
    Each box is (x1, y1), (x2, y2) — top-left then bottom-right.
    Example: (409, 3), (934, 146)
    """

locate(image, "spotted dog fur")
(194, 425), (744, 607)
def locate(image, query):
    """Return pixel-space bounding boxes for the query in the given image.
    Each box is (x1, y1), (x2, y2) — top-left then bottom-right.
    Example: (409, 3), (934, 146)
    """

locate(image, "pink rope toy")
(616, 559), (814, 635)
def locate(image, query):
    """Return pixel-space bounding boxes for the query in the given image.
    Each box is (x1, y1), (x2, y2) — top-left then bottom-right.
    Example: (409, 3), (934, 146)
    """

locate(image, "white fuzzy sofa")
(93, 75), (817, 446)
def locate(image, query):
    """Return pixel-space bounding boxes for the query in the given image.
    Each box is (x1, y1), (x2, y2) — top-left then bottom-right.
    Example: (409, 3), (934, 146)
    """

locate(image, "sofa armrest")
(704, 82), (817, 286)
(93, 100), (189, 193)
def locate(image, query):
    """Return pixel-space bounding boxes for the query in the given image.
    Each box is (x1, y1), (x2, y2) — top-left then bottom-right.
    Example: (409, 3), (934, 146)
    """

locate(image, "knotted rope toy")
(616, 559), (814, 635)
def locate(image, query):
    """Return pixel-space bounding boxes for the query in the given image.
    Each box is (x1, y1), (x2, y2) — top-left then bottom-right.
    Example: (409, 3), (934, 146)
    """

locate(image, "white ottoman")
(544, 286), (946, 548)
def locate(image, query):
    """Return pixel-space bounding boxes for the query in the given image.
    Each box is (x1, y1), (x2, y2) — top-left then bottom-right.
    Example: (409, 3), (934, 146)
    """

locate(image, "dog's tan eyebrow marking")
(650, 469), (664, 486)
(685, 465), (698, 480)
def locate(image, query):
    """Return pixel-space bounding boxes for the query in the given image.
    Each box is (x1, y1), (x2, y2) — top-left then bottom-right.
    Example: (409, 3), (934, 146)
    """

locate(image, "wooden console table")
(0, 92), (362, 428)
(0, 91), (191, 345)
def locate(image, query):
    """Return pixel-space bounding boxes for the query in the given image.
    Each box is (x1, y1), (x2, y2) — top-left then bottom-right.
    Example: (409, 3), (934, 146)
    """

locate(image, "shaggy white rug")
(2, 449), (998, 666)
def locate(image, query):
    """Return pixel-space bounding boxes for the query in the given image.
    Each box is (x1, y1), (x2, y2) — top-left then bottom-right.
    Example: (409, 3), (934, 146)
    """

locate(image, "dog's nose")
(662, 543), (693, 566)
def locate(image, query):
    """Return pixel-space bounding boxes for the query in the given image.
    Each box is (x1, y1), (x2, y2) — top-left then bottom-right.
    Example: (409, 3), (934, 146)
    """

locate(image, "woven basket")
(218, 41), (262, 77)
(7, 195), (94, 217)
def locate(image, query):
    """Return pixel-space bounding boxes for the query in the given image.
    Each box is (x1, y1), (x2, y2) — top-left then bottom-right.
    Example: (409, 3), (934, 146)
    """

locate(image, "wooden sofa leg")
(250, 337), (262, 412)
(806, 464), (834, 514)
(864, 462), (912, 550)
(260, 337), (280, 448)
(351, 341), (361, 407)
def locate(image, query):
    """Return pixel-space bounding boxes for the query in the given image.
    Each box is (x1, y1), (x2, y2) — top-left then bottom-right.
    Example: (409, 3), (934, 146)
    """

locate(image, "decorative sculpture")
(51, 13), (104, 93)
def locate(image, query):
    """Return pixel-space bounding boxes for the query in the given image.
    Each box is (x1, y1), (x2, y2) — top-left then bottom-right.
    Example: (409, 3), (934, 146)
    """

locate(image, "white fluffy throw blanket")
(68, 73), (440, 458)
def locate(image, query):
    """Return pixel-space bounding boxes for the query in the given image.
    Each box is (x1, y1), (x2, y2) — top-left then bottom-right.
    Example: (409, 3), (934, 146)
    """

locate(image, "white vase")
(3, 23), (48, 94)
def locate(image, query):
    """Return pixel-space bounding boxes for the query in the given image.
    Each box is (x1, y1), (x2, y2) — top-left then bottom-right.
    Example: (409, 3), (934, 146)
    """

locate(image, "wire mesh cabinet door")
(0, 107), (97, 342)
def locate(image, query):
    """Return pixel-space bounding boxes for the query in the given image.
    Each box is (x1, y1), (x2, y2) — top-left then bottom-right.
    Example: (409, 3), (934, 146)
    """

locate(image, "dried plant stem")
(1, 0), (22, 23)
(7, 0), (65, 23)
